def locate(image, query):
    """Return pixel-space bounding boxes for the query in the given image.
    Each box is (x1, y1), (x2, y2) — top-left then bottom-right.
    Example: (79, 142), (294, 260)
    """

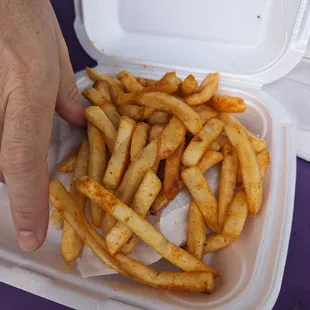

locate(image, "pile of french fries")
(50, 67), (270, 293)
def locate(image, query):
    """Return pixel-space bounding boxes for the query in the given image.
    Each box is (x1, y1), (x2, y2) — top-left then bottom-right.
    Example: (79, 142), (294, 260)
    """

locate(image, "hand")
(0, 1), (85, 251)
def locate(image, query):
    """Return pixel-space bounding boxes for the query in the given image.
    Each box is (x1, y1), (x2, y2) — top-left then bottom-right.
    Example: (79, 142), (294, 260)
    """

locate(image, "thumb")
(55, 24), (86, 127)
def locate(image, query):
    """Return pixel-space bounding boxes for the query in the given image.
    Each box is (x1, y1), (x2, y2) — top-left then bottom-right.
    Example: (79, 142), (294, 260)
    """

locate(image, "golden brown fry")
(182, 167), (221, 233)
(130, 122), (150, 161)
(93, 80), (112, 102)
(222, 190), (248, 239)
(57, 148), (78, 173)
(143, 72), (181, 94)
(49, 208), (64, 229)
(185, 73), (219, 106)
(209, 94), (246, 113)
(88, 124), (107, 227)
(103, 117), (136, 190)
(61, 139), (89, 263)
(219, 113), (267, 153)
(186, 200), (206, 260)
(236, 165), (243, 185)
(256, 149), (270, 178)
(208, 141), (221, 151)
(150, 188), (170, 215)
(118, 235), (138, 255)
(118, 105), (144, 121)
(192, 105), (218, 123)
(117, 139), (159, 205)
(138, 92), (204, 135)
(159, 116), (187, 159)
(117, 71), (144, 93)
(82, 87), (120, 129)
(101, 212), (117, 234)
(149, 124), (165, 141)
(164, 137), (185, 200)
(225, 125), (263, 216)
(75, 176), (217, 276)
(146, 111), (170, 125)
(182, 119), (224, 167)
(218, 144), (238, 228)
(179, 74), (198, 97)
(106, 170), (161, 255)
(84, 106), (117, 153)
(215, 135), (230, 149)
(136, 77), (157, 87)
(142, 107), (156, 120)
(203, 235), (232, 253)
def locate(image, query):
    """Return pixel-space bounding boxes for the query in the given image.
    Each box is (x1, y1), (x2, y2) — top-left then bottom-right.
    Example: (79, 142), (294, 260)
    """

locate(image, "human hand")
(0, 0), (85, 251)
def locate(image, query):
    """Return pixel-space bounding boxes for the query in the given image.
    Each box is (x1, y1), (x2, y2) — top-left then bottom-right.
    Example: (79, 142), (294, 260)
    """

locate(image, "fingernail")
(18, 231), (39, 252)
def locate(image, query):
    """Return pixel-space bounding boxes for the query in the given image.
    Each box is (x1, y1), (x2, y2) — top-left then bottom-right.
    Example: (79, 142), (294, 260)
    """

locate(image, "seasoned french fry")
(93, 80), (112, 102)
(219, 113), (267, 153)
(103, 117), (136, 190)
(136, 77), (157, 87)
(182, 167), (221, 233)
(218, 144), (238, 228)
(179, 74), (198, 97)
(150, 188), (170, 215)
(186, 201), (206, 260)
(185, 73), (219, 106)
(149, 124), (165, 141)
(131, 122), (150, 161)
(159, 116), (187, 159)
(182, 119), (224, 167)
(138, 92), (205, 135)
(222, 190), (248, 239)
(101, 212), (117, 234)
(236, 165), (243, 185)
(192, 105), (218, 123)
(88, 124), (107, 227)
(118, 235), (138, 255)
(117, 71), (144, 93)
(118, 105), (144, 121)
(61, 139), (89, 263)
(146, 111), (170, 125)
(82, 87), (120, 129)
(143, 72), (181, 94)
(117, 139), (159, 205)
(49, 208), (64, 229)
(215, 135), (230, 149)
(208, 141), (221, 151)
(106, 170), (161, 254)
(225, 125), (263, 216)
(57, 148), (78, 173)
(142, 107), (156, 120)
(84, 106), (117, 153)
(203, 235), (232, 253)
(164, 137), (185, 200)
(209, 94), (246, 113)
(75, 176), (217, 277)
(256, 149), (270, 178)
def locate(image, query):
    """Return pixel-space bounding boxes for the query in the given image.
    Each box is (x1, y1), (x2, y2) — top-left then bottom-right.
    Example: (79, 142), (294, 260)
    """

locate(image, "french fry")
(103, 117), (136, 190)
(186, 200), (206, 260)
(106, 170), (161, 254)
(146, 111), (170, 125)
(75, 176), (218, 277)
(118, 235), (138, 255)
(208, 141), (221, 151)
(93, 80), (112, 102)
(130, 122), (150, 161)
(49, 208), (64, 229)
(236, 165), (243, 185)
(117, 139), (159, 205)
(84, 106), (117, 153)
(82, 87), (120, 129)
(182, 119), (224, 167)
(182, 167), (221, 233)
(225, 125), (263, 216)
(159, 116), (187, 159)
(192, 105), (218, 123)
(150, 151), (223, 215)
(57, 148), (78, 173)
(209, 94), (246, 113)
(88, 124), (107, 227)
(215, 135), (230, 149)
(256, 149), (270, 178)
(185, 73), (219, 106)
(138, 92), (205, 135)
(118, 105), (144, 121)
(222, 190), (248, 239)
(117, 71), (144, 93)
(136, 77), (157, 87)
(219, 113), (267, 153)
(218, 144), (238, 228)
(179, 74), (198, 97)
(101, 212), (117, 234)
(142, 107), (156, 120)
(61, 139), (89, 263)
(203, 235), (232, 253)
(149, 124), (165, 141)
(163, 137), (185, 200)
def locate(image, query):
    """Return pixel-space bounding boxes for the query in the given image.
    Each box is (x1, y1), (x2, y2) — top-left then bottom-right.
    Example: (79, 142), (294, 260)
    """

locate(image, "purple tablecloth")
(1, 1), (309, 309)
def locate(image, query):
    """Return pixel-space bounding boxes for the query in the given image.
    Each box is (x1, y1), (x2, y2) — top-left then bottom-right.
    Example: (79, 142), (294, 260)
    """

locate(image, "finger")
(0, 78), (58, 252)
(54, 23), (86, 127)
(0, 172), (5, 184)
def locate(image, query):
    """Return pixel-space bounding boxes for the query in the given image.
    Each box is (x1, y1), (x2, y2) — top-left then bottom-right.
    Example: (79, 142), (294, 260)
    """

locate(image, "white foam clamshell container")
(0, 1), (309, 309)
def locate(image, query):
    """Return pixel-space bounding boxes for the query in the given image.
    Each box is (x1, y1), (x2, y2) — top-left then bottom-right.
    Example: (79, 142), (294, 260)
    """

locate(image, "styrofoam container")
(0, 0), (309, 309)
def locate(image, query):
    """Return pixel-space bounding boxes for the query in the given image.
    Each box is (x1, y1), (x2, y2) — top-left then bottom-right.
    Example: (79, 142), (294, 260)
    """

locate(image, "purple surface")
(0, 1), (309, 309)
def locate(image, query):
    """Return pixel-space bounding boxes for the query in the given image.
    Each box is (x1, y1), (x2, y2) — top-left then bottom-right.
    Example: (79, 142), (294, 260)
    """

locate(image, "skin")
(0, 1), (85, 251)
